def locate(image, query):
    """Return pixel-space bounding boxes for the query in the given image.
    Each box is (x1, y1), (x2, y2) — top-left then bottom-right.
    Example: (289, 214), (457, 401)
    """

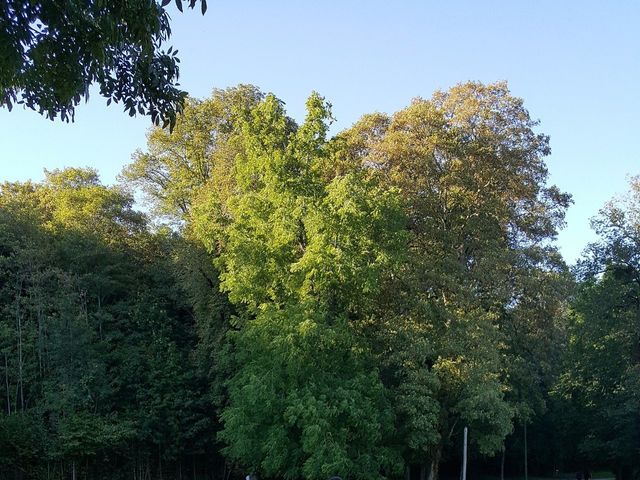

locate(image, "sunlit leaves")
(213, 92), (406, 479)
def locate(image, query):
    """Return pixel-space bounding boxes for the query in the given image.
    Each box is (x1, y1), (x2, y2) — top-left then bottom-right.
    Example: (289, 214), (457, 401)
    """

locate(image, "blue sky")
(1, 0), (639, 263)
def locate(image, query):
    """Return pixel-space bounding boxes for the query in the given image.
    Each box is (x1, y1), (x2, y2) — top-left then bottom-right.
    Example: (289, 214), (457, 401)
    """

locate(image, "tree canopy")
(1, 0), (205, 127)
(123, 82), (574, 480)
(2, 82), (636, 480)
(555, 178), (640, 480)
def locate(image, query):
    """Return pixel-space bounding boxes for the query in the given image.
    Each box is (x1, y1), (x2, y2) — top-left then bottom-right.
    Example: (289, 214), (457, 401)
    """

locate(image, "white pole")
(462, 427), (468, 480)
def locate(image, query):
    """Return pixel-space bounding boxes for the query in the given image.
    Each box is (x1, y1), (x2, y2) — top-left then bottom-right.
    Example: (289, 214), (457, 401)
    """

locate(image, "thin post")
(462, 427), (468, 480)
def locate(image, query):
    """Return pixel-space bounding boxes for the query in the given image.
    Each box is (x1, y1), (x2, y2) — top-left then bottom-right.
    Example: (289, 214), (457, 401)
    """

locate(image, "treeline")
(0, 168), (228, 479)
(0, 83), (637, 480)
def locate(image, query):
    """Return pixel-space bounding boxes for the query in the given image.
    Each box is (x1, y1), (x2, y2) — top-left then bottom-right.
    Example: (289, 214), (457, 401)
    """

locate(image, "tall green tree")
(556, 177), (640, 480)
(335, 81), (571, 479)
(123, 82), (573, 480)
(122, 84), (265, 222)
(201, 93), (407, 480)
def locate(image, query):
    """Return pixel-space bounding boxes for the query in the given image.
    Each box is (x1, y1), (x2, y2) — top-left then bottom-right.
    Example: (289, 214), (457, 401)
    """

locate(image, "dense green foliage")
(554, 179), (640, 480)
(1, 0), (205, 127)
(0, 169), (227, 479)
(1, 82), (638, 480)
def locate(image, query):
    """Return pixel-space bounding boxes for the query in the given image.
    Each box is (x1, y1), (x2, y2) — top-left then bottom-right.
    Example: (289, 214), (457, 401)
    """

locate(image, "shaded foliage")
(0, 169), (227, 479)
(1, 0), (206, 128)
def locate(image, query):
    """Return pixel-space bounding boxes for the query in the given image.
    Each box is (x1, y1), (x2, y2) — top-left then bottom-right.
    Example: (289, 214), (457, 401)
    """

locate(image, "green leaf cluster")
(1, 0), (206, 128)
(1, 82), (596, 480)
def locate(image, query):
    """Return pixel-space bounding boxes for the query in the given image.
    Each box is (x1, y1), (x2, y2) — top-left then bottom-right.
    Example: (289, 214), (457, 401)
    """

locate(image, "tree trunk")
(500, 444), (505, 480)
(420, 464), (427, 480)
(35, 285), (44, 379)
(98, 295), (103, 340)
(428, 447), (441, 480)
(4, 352), (10, 415)
(15, 281), (24, 412)
(524, 423), (528, 480)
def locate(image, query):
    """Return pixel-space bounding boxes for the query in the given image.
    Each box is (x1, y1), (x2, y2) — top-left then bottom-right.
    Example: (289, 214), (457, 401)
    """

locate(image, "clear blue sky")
(1, 0), (639, 264)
